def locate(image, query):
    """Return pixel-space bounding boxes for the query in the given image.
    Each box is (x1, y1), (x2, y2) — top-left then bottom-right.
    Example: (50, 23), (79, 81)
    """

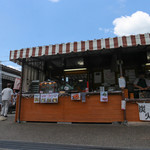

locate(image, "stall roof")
(10, 33), (150, 63)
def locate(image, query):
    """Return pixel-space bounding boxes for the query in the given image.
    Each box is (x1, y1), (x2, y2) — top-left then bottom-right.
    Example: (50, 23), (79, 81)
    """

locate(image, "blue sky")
(0, 0), (150, 70)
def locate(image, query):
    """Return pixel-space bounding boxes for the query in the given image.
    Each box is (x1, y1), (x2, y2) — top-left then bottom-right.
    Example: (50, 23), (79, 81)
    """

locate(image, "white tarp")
(138, 103), (150, 121)
(13, 78), (21, 90)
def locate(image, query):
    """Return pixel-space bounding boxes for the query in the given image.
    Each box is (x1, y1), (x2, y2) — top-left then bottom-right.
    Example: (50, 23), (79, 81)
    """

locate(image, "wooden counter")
(15, 93), (142, 123)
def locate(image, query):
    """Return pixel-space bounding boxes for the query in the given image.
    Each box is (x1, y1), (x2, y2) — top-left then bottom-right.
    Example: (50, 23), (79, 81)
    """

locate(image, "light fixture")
(78, 79), (83, 82)
(145, 63), (150, 66)
(64, 68), (87, 72)
(147, 51), (150, 62)
(77, 60), (84, 66)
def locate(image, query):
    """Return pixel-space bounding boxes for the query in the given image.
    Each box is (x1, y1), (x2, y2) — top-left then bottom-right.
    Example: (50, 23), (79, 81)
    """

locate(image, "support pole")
(0, 61), (2, 104)
(17, 59), (25, 123)
(119, 60), (127, 124)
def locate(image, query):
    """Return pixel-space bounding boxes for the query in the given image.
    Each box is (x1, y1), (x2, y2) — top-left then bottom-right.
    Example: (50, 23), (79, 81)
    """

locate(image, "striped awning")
(10, 33), (150, 62)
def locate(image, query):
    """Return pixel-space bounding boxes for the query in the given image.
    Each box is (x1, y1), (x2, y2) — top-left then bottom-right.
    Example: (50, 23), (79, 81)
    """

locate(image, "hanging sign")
(13, 78), (21, 90)
(100, 91), (108, 102)
(138, 103), (150, 121)
(118, 77), (126, 89)
(71, 93), (81, 100)
(34, 94), (40, 103)
(121, 100), (126, 110)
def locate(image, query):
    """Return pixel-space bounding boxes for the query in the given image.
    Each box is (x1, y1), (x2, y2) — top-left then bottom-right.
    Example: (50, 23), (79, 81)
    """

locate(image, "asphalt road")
(0, 114), (150, 149)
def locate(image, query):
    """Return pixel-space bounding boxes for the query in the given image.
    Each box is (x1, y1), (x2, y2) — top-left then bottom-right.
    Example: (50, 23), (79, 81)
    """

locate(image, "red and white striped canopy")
(10, 33), (150, 62)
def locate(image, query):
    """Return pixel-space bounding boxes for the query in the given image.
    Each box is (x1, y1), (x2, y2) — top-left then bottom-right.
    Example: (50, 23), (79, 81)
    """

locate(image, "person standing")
(134, 71), (150, 98)
(1, 83), (13, 117)
(134, 72), (150, 90)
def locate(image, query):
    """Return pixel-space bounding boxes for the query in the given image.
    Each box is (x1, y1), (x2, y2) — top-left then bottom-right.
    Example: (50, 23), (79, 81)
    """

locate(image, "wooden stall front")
(15, 93), (141, 123)
(15, 93), (123, 123)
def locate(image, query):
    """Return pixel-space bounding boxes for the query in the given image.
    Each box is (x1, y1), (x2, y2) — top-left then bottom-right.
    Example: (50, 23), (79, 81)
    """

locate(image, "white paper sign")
(100, 91), (108, 102)
(34, 94), (40, 103)
(121, 100), (126, 110)
(138, 103), (150, 121)
(118, 77), (126, 88)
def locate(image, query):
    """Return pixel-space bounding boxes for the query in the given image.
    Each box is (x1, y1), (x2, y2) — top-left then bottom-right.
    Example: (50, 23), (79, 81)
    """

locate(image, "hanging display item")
(121, 100), (126, 110)
(118, 77), (126, 89)
(100, 91), (108, 102)
(71, 93), (81, 100)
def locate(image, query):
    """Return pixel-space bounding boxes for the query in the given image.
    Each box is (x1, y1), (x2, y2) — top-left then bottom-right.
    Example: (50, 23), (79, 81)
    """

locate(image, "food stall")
(10, 33), (150, 123)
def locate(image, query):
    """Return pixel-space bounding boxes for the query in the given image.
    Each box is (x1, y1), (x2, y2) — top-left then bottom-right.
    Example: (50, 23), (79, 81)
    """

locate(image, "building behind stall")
(1, 64), (21, 89)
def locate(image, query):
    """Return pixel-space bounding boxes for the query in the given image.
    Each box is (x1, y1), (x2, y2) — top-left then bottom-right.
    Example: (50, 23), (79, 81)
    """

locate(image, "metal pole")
(0, 61), (2, 104)
(17, 59), (25, 123)
(119, 60), (127, 124)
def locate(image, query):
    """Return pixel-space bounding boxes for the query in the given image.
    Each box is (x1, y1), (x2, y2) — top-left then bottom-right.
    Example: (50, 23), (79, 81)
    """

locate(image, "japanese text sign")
(138, 103), (150, 121)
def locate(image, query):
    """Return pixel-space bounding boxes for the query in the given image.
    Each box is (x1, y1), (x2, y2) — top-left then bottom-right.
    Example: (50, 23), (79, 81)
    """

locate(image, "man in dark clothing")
(134, 72), (150, 98)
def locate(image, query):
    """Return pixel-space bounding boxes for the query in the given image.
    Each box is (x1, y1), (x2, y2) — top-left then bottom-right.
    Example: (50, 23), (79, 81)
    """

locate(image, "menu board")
(40, 93), (59, 103)
(104, 69), (115, 85)
(125, 69), (136, 83)
(34, 94), (40, 103)
(47, 93), (59, 103)
(71, 93), (81, 100)
(94, 72), (102, 83)
(41, 94), (47, 103)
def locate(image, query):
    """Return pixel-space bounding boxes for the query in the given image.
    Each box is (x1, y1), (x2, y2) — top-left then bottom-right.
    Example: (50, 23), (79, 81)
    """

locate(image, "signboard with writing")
(40, 94), (47, 103)
(39, 93), (59, 104)
(104, 69), (115, 85)
(138, 103), (150, 121)
(100, 91), (108, 102)
(94, 72), (102, 83)
(71, 93), (81, 100)
(125, 69), (136, 83)
(34, 94), (40, 103)
(47, 93), (58, 103)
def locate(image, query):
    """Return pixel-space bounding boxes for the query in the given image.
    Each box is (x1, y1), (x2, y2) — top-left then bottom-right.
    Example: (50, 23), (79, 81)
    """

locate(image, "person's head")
(7, 83), (11, 88)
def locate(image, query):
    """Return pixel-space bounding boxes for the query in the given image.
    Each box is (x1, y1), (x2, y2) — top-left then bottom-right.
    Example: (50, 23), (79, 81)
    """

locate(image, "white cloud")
(113, 11), (150, 36)
(48, 0), (60, 2)
(99, 27), (113, 33)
